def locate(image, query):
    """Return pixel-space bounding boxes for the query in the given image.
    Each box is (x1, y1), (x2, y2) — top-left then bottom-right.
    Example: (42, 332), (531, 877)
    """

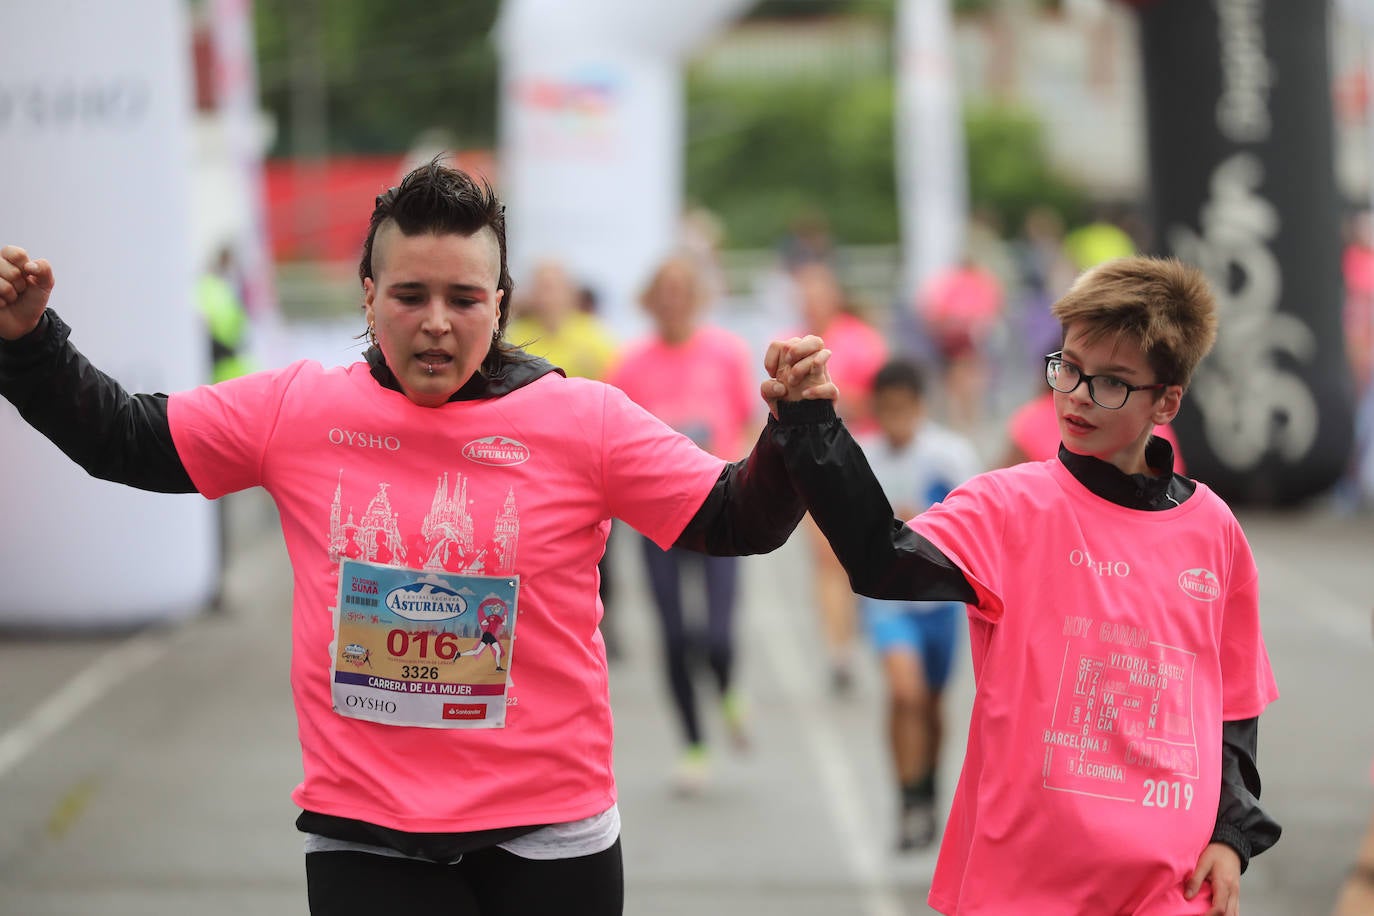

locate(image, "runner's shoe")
(898, 798), (937, 851)
(672, 745), (710, 796)
(721, 691), (750, 752)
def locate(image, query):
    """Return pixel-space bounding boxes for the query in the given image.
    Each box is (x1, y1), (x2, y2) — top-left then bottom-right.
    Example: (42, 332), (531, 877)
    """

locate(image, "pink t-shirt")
(792, 312), (888, 430)
(607, 326), (758, 459)
(1343, 243), (1374, 297)
(169, 362), (724, 833)
(908, 460), (1277, 915)
(1008, 391), (1187, 473)
(921, 265), (1002, 329)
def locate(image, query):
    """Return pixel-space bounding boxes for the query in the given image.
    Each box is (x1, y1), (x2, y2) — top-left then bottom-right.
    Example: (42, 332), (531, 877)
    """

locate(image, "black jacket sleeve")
(674, 415), (807, 556)
(0, 310), (197, 494)
(765, 399), (975, 603)
(1211, 717), (1281, 872)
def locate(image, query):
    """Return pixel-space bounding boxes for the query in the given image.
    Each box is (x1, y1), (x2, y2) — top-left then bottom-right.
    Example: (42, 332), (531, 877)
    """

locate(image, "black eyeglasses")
(1043, 352), (1166, 410)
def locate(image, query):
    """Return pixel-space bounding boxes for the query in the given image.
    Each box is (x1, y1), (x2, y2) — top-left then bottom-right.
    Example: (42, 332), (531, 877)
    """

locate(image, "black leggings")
(306, 839), (623, 916)
(640, 538), (739, 747)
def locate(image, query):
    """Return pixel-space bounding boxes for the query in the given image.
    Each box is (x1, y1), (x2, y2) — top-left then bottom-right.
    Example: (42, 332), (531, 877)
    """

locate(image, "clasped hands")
(760, 335), (838, 419)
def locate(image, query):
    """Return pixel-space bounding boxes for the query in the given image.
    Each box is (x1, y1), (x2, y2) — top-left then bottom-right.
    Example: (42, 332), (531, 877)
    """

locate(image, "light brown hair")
(1051, 256), (1218, 388)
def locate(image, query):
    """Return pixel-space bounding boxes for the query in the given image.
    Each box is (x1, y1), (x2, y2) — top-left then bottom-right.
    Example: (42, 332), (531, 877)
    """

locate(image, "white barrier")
(0, 0), (217, 626)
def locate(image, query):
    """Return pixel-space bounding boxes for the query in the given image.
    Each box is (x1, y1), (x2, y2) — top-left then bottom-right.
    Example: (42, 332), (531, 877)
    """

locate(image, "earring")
(367, 323), (378, 347)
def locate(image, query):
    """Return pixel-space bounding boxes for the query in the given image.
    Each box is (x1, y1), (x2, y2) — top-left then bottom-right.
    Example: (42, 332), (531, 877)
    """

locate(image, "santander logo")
(1178, 568), (1221, 602)
(463, 435), (530, 467)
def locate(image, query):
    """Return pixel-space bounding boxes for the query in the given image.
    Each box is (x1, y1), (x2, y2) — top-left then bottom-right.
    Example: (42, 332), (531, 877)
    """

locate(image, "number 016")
(387, 629), (459, 660)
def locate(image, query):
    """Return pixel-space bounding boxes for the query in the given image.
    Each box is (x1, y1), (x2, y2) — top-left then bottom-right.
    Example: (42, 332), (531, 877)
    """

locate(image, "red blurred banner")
(263, 151), (495, 262)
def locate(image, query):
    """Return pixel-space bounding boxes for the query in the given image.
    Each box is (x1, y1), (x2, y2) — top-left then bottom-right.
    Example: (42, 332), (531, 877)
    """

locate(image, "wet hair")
(359, 158), (525, 376)
(872, 358), (927, 399)
(1051, 256), (1218, 389)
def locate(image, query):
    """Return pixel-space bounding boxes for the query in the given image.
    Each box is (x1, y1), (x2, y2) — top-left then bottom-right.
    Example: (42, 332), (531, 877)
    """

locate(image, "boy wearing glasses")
(763, 256), (1280, 915)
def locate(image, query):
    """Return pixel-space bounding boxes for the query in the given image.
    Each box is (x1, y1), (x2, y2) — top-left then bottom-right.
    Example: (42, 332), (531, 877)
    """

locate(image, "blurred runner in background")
(609, 254), (759, 794)
(853, 359), (981, 850)
(790, 261), (887, 695)
(507, 260), (625, 655)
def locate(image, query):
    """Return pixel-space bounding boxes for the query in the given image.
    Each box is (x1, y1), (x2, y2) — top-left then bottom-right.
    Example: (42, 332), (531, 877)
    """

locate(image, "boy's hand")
(760, 335), (838, 418)
(0, 246), (54, 341)
(1186, 842), (1241, 916)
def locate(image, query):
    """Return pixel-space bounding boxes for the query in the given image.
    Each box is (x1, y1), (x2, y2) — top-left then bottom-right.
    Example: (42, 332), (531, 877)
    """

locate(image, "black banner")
(1135, 0), (1354, 504)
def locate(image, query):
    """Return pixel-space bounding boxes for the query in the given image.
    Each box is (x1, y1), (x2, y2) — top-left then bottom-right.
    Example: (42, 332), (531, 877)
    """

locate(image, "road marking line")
(0, 631), (169, 781)
(751, 553), (909, 916)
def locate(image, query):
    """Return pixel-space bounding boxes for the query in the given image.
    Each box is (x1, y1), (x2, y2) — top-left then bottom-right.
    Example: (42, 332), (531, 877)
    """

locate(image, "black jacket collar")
(1057, 437), (1197, 511)
(365, 346), (562, 401)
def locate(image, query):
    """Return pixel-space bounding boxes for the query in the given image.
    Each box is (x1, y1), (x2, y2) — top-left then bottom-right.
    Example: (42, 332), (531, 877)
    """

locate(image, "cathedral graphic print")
(328, 470), (520, 576)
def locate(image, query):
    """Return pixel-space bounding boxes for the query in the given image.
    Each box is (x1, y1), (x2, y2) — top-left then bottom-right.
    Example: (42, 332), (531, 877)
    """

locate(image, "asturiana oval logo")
(463, 435), (530, 467)
(1178, 568), (1221, 602)
(385, 583), (468, 621)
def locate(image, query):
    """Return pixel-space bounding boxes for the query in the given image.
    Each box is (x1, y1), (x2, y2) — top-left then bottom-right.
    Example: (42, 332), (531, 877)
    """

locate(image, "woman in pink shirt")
(0, 163), (819, 916)
(789, 261), (888, 693)
(791, 261), (888, 433)
(609, 255), (758, 792)
(918, 258), (1004, 432)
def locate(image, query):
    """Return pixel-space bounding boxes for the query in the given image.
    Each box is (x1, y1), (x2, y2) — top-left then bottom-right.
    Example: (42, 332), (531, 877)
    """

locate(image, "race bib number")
(330, 559), (519, 728)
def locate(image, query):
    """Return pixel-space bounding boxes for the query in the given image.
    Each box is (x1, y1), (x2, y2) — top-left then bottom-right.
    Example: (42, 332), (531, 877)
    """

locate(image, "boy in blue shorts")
(853, 359), (981, 851)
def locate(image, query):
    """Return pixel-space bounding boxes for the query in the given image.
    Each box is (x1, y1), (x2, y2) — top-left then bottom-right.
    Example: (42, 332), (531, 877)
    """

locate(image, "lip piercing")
(425, 364), (435, 376)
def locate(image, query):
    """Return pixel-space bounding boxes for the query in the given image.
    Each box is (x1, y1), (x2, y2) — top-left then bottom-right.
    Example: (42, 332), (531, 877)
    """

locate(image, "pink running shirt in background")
(608, 326), (758, 460)
(792, 312), (887, 432)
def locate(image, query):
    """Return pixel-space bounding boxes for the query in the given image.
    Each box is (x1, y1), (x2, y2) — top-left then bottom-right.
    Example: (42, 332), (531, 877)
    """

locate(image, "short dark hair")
(359, 158), (522, 375)
(872, 358), (927, 398)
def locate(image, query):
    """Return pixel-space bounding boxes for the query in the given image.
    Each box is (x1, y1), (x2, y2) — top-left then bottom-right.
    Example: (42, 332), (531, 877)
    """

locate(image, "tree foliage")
(963, 102), (1087, 233)
(687, 73), (900, 248)
(687, 72), (1084, 248)
(253, 0), (501, 156)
